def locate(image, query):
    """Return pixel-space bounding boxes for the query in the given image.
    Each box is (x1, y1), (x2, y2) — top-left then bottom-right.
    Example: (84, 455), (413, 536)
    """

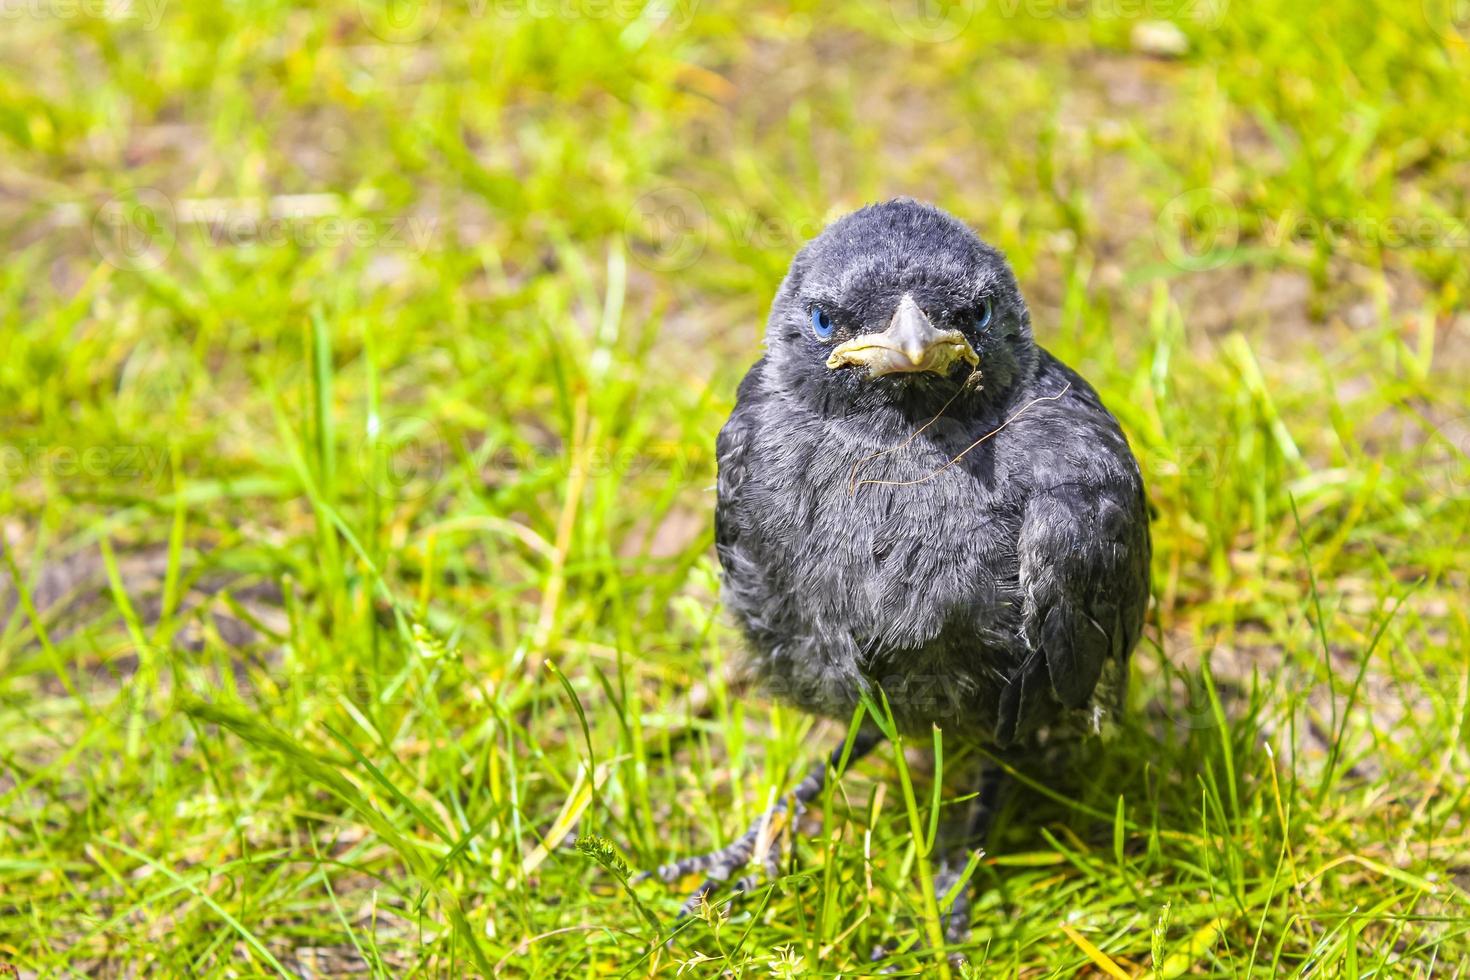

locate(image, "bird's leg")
(933, 759), (1008, 945)
(868, 759), (1009, 969)
(643, 729), (881, 918)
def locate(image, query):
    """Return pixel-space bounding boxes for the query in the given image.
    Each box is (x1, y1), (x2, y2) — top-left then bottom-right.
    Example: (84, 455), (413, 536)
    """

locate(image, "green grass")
(2, 1), (1469, 976)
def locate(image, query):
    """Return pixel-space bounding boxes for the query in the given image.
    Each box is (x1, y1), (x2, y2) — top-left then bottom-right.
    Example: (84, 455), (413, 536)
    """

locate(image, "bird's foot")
(638, 732), (880, 927)
(637, 799), (797, 919)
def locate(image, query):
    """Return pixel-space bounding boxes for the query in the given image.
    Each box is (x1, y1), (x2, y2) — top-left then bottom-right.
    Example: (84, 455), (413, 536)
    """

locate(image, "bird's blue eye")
(810, 307), (835, 340)
(976, 299), (994, 330)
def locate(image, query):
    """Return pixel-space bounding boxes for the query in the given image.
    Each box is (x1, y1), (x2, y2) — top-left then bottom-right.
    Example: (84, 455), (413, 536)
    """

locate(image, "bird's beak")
(825, 294), (979, 377)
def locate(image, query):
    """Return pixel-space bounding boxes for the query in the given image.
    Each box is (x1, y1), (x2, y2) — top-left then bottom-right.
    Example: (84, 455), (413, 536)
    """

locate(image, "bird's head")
(765, 199), (1037, 414)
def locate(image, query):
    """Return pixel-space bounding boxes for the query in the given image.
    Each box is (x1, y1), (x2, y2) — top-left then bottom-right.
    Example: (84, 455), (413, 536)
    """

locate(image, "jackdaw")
(645, 199), (1151, 945)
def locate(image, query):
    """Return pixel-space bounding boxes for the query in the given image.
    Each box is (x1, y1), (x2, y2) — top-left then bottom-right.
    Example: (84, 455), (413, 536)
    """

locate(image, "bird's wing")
(714, 361), (766, 560)
(997, 477), (1150, 744)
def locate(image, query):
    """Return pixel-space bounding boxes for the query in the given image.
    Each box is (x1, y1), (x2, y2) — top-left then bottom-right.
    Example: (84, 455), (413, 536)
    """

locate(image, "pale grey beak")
(825, 294), (979, 377)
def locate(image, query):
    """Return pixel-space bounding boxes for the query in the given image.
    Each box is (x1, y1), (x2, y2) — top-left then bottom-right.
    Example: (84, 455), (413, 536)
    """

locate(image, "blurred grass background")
(2, 0), (1469, 975)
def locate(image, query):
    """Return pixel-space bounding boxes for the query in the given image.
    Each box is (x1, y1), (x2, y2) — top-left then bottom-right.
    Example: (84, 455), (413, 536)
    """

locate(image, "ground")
(1, 1), (1468, 976)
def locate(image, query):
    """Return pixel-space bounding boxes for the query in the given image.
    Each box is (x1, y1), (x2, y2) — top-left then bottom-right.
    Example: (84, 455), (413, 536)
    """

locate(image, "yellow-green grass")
(1, 1), (1468, 975)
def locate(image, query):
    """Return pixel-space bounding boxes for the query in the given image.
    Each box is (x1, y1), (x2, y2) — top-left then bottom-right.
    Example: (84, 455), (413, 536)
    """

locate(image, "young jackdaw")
(646, 199), (1151, 943)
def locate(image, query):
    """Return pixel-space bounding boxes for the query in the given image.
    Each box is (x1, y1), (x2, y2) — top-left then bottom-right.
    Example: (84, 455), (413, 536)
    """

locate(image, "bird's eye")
(810, 307), (835, 340)
(976, 298), (994, 330)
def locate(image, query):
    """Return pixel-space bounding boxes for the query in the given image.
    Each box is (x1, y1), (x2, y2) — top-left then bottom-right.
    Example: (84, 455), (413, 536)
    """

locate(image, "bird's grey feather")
(716, 199), (1150, 746)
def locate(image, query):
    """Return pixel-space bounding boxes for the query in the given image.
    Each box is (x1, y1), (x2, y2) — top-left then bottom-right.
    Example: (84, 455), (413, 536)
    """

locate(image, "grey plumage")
(646, 199), (1150, 936)
(716, 199), (1150, 745)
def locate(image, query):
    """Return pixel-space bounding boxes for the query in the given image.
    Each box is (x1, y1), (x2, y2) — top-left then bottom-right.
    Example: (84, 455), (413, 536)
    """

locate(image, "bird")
(644, 198), (1151, 948)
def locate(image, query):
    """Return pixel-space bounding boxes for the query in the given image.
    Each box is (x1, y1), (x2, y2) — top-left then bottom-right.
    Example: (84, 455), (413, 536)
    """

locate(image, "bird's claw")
(640, 806), (792, 919)
(639, 734), (881, 934)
